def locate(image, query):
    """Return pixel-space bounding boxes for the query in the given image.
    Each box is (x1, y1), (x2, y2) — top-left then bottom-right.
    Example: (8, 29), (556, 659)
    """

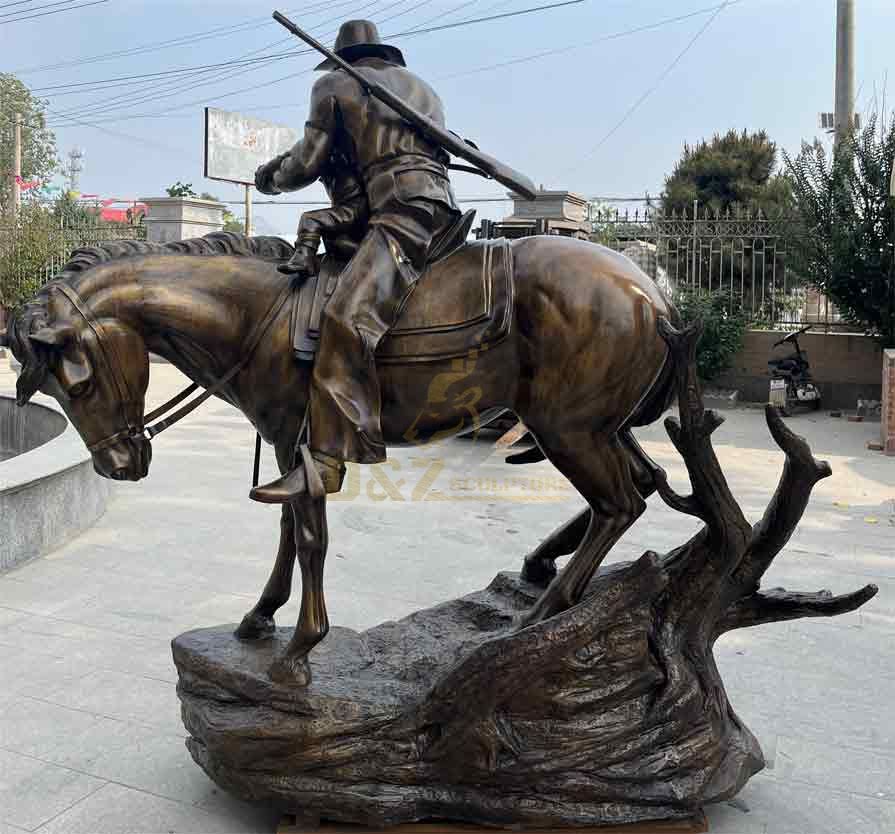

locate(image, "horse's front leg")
(235, 504), (296, 639)
(269, 492), (329, 685)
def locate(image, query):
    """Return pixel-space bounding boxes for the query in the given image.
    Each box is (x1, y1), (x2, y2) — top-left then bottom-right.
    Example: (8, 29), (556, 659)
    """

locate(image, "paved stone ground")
(1, 359), (893, 834)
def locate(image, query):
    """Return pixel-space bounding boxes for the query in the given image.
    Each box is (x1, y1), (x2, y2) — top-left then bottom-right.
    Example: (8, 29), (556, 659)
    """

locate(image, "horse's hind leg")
(269, 492), (329, 685)
(236, 504), (296, 639)
(521, 508), (591, 586)
(520, 429), (664, 588)
(519, 430), (646, 627)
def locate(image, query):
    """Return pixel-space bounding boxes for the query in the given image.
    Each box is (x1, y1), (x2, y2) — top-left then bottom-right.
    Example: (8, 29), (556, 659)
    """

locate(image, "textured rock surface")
(174, 565), (757, 829)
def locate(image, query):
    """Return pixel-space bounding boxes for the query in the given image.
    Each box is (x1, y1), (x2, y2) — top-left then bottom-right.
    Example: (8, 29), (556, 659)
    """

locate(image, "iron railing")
(479, 205), (843, 330)
(0, 216), (146, 306)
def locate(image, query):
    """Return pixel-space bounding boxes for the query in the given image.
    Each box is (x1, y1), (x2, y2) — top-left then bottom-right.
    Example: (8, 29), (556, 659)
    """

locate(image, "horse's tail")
(625, 302), (682, 428)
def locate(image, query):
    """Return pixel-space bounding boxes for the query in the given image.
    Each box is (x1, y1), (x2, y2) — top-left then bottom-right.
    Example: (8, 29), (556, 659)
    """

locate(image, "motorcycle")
(767, 324), (822, 414)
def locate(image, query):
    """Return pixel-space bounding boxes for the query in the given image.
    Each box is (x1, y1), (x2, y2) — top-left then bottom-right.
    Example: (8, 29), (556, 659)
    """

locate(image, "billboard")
(204, 107), (299, 186)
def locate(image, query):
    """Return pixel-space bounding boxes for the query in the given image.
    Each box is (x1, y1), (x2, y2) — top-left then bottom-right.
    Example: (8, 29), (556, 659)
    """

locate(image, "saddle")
(291, 223), (514, 365)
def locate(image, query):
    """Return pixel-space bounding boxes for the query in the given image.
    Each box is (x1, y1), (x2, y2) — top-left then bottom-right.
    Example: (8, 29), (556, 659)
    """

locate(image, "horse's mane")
(7, 232), (295, 405)
(57, 231), (294, 285)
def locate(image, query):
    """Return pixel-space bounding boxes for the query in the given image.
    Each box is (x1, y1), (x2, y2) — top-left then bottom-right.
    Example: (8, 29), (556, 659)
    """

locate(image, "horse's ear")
(29, 323), (76, 349)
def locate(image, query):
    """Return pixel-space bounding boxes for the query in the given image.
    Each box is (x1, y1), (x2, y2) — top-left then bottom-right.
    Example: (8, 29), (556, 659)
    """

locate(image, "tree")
(200, 191), (243, 233)
(785, 111), (895, 346)
(674, 287), (749, 381)
(0, 74), (58, 218)
(0, 202), (56, 306)
(166, 181), (197, 197)
(663, 129), (791, 216)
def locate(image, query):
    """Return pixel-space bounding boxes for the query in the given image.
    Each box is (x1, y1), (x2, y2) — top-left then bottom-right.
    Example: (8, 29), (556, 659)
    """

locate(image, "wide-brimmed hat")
(315, 20), (406, 71)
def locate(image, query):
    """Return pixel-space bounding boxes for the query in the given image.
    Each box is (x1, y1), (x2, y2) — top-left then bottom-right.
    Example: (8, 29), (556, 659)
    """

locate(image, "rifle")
(272, 10), (538, 201)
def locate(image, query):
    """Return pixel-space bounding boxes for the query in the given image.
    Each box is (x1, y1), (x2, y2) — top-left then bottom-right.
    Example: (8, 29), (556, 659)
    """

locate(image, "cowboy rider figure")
(251, 19), (462, 503)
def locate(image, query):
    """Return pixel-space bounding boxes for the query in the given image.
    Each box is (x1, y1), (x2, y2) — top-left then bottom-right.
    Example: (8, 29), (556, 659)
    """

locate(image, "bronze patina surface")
(0, 14), (879, 828)
(7, 230), (678, 678)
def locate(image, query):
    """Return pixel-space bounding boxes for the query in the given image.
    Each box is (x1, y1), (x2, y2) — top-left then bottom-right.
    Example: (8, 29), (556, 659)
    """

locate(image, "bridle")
(52, 281), (293, 455)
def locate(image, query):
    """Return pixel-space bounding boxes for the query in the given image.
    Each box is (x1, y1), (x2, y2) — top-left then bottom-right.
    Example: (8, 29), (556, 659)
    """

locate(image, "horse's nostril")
(111, 467), (129, 481)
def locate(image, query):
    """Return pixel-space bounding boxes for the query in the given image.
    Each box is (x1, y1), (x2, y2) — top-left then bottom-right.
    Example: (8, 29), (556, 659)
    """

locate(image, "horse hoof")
(520, 557), (557, 587)
(234, 612), (276, 640)
(269, 654), (311, 686)
(517, 588), (572, 630)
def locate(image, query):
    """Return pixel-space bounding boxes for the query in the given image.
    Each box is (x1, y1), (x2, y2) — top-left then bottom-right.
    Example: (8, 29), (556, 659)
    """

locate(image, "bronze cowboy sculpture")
(1, 12), (881, 827)
(1, 12), (686, 683)
(251, 15), (536, 504)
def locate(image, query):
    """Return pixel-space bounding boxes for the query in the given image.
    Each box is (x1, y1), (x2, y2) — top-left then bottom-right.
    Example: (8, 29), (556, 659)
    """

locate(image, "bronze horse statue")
(3, 232), (679, 684)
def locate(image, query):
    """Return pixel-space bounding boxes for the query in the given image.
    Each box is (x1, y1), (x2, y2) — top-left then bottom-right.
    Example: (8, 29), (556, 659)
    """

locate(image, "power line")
(0, 0), (106, 24)
(43, 0), (389, 126)
(44, 0), (589, 128)
(396, 0), (583, 37)
(44, 0), (415, 125)
(8, 0), (347, 74)
(30, 0), (394, 96)
(0, 0), (37, 9)
(0, 0), (75, 19)
(33, 0), (577, 97)
(559, 0), (732, 174)
(435, 1), (736, 81)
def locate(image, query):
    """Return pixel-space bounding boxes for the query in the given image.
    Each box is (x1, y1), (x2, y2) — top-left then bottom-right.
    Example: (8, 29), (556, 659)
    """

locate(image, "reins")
(55, 280), (293, 454)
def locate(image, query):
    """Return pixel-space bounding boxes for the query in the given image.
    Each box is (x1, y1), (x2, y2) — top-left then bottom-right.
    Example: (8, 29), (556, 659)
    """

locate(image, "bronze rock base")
(276, 815), (709, 833)
(173, 567), (758, 830)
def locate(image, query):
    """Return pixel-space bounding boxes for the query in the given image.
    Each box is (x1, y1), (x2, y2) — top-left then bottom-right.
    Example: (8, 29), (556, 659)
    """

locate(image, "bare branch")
(716, 585), (878, 635)
(656, 318), (751, 547)
(726, 407), (832, 597)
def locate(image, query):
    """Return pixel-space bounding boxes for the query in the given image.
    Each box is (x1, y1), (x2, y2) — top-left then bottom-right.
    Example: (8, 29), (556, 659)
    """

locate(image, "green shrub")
(674, 287), (749, 382)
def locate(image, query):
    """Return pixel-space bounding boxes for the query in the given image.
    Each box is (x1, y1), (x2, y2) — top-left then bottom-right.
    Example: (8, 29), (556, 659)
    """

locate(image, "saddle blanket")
(291, 238), (513, 364)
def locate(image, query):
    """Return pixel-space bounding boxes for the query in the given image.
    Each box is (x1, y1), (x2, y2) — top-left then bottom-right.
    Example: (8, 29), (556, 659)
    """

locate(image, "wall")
(140, 197), (225, 243)
(883, 350), (895, 455)
(715, 329), (883, 409)
(1, 393), (113, 571)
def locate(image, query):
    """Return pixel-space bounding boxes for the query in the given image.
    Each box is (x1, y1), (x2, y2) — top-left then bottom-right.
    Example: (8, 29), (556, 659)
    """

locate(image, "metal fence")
(0, 216), (146, 306)
(593, 206), (842, 330)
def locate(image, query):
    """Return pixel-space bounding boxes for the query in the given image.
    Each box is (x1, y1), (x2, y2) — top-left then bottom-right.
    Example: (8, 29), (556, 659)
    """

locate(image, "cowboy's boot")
(277, 232), (321, 277)
(250, 448), (345, 504)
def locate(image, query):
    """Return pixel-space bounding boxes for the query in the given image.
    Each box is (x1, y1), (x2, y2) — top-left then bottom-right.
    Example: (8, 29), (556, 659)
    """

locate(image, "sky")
(4, 0), (895, 236)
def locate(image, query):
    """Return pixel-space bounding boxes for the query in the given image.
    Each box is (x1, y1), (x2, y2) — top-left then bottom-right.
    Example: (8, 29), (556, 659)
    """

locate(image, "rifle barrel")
(271, 11), (537, 200)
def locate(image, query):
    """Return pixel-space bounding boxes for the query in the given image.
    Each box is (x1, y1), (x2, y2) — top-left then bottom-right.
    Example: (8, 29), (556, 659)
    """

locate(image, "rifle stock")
(272, 10), (538, 200)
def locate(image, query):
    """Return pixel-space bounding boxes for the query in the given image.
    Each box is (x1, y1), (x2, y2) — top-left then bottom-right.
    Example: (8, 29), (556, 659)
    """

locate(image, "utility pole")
(10, 112), (22, 222)
(63, 147), (84, 194)
(834, 0), (855, 145)
(244, 184), (253, 235)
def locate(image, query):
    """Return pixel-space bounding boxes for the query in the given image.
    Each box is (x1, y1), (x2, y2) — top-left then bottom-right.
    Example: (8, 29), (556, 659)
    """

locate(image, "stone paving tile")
(0, 614), (177, 684)
(34, 782), (281, 834)
(779, 666), (895, 757)
(0, 690), (185, 771)
(78, 731), (223, 807)
(0, 822), (31, 834)
(0, 642), (94, 698)
(776, 735), (895, 799)
(0, 748), (106, 831)
(707, 774), (895, 834)
(37, 668), (182, 736)
(0, 696), (108, 762)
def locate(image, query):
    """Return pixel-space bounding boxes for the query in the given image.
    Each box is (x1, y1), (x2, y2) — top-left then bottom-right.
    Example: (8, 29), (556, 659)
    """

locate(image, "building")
(477, 189), (590, 240)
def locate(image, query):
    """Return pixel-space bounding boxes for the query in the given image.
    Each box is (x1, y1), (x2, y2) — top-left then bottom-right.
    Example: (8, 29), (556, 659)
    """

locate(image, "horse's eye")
(68, 380), (91, 399)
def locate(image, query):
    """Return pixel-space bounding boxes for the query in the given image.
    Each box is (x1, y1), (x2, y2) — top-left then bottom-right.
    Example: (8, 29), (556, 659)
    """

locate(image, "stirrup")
(249, 446), (343, 504)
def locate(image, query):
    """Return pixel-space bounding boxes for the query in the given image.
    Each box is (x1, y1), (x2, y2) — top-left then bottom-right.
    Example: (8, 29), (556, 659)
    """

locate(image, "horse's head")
(3, 285), (152, 481)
